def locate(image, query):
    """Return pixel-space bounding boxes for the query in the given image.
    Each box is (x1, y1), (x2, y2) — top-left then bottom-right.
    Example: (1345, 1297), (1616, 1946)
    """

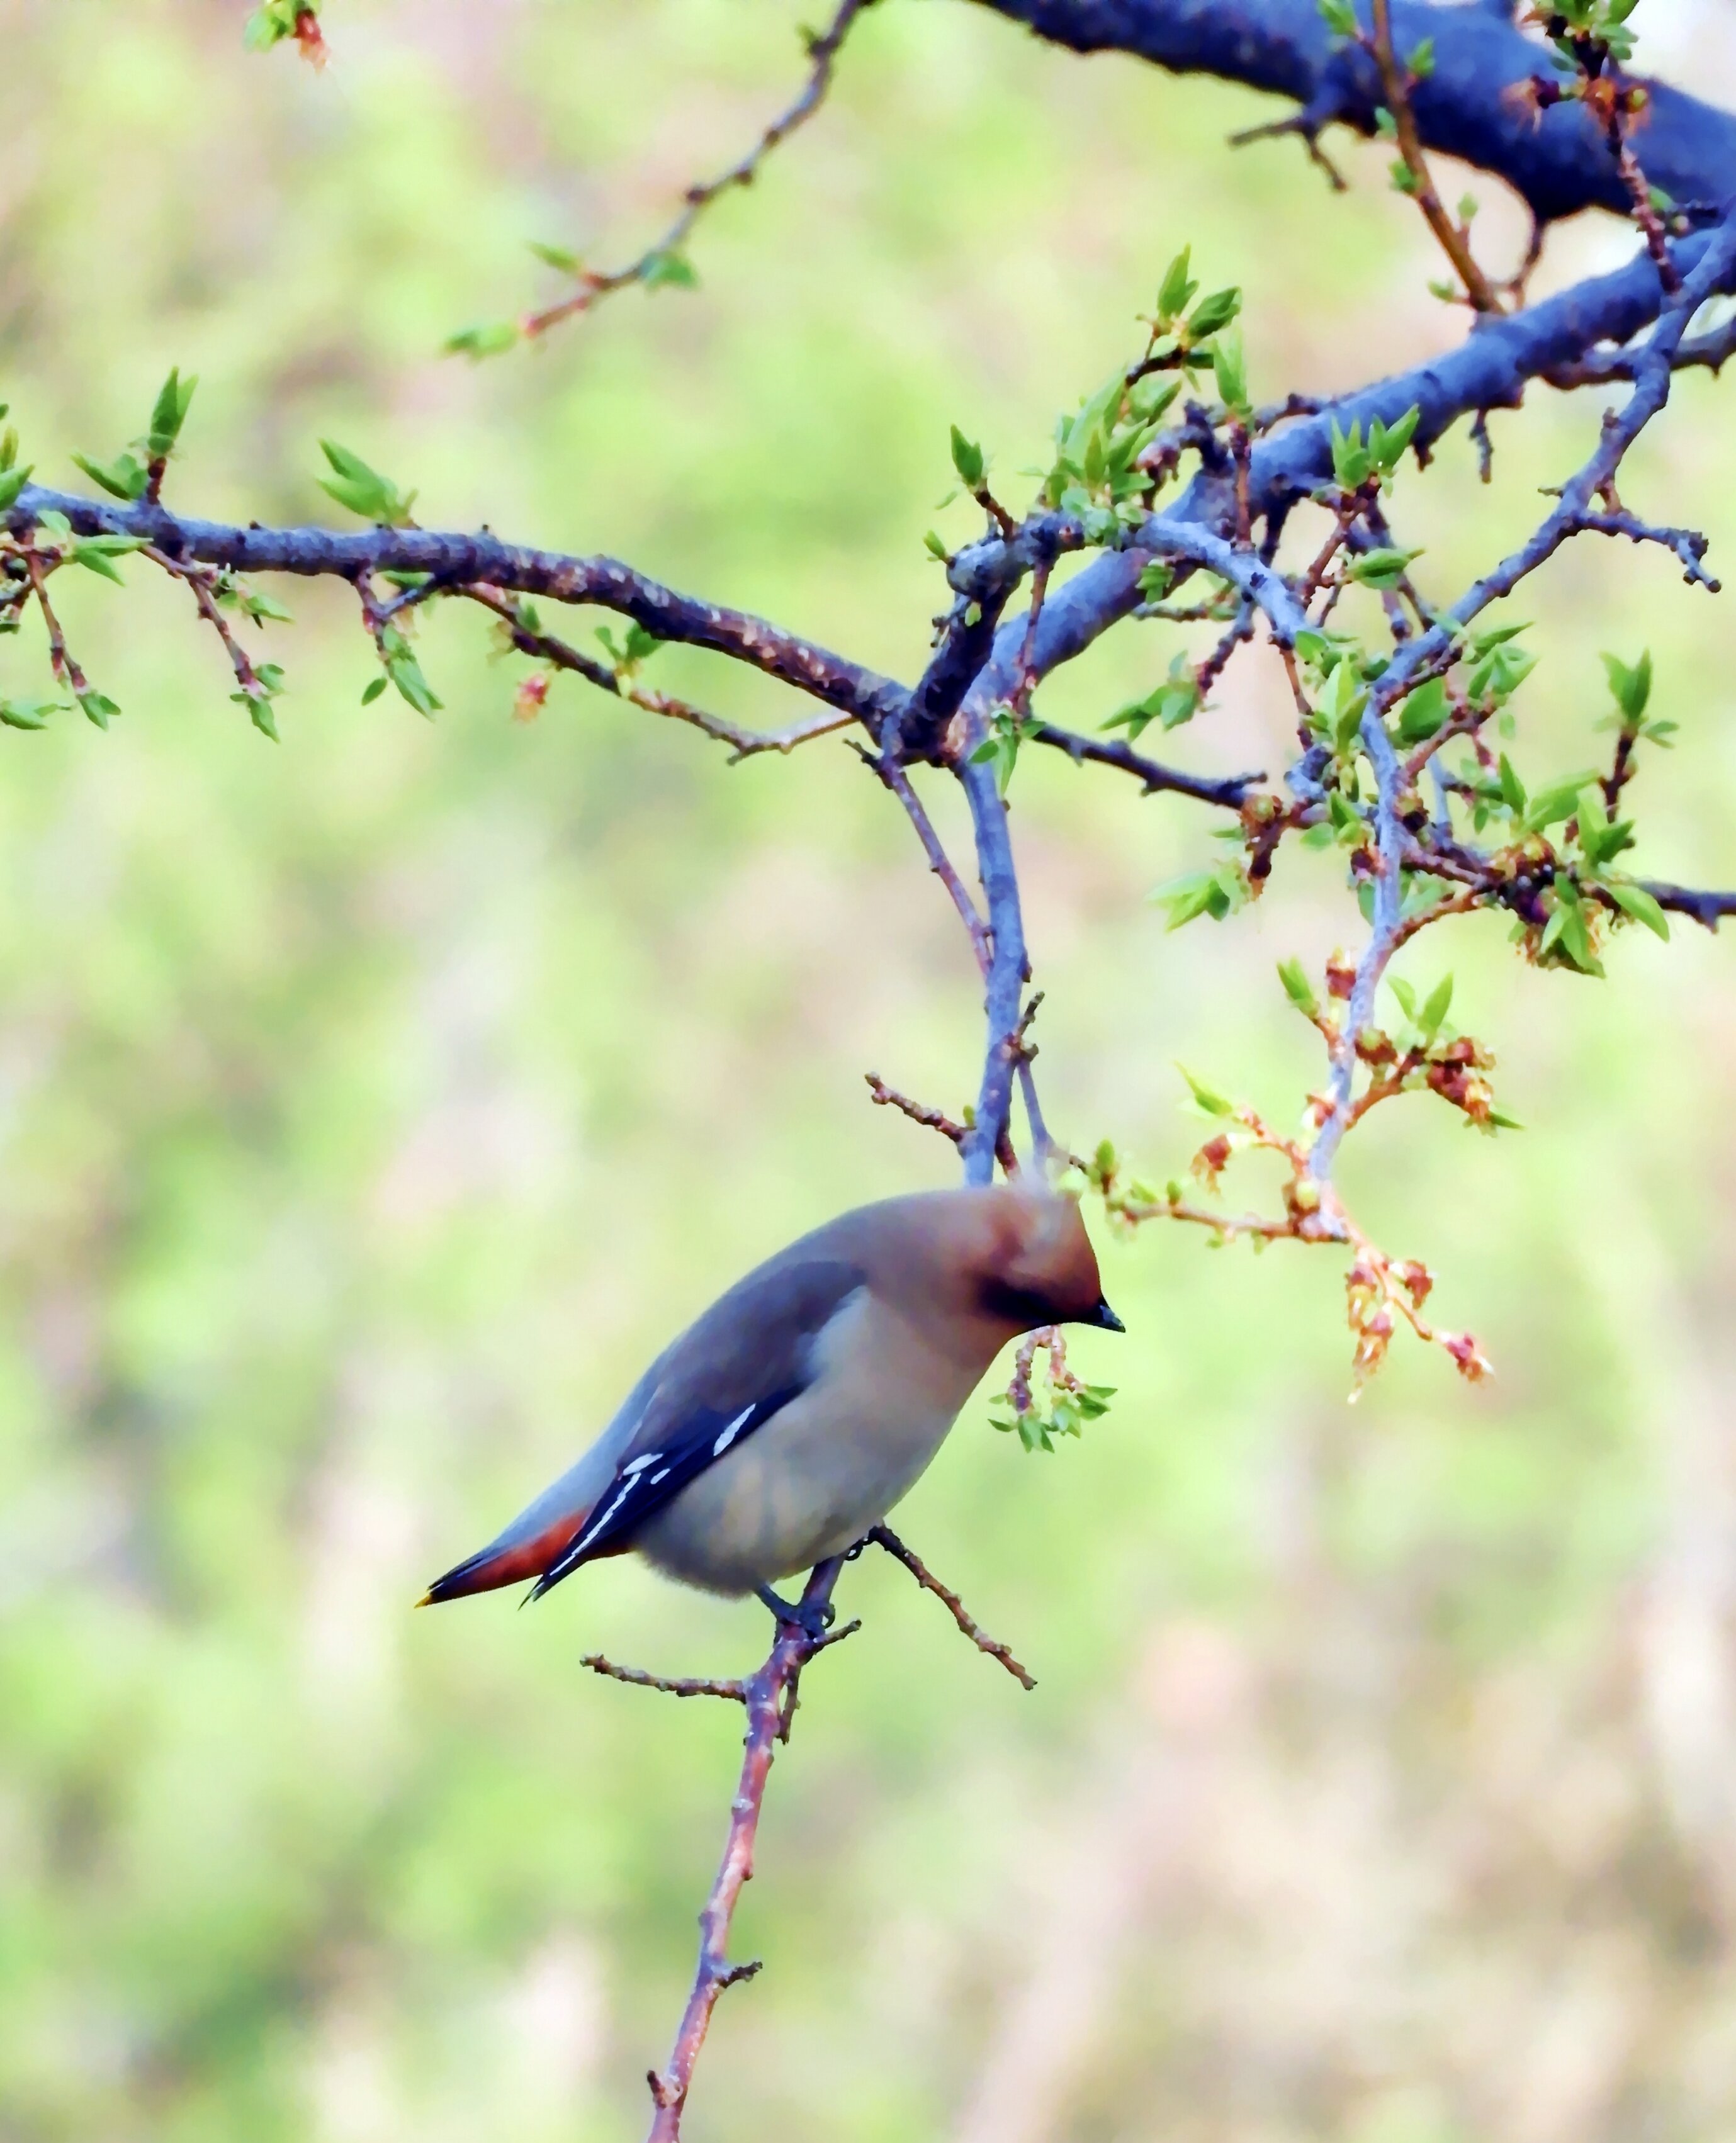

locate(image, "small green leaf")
(70, 451), (149, 502)
(1348, 544), (1423, 589)
(1395, 677), (1448, 745)
(1277, 956), (1319, 1020)
(69, 534), (144, 583)
(1369, 403), (1421, 472)
(1177, 1063), (1236, 1116)
(949, 425), (986, 489)
(0, 696), (61, 731)
(1606, 879), (1670, 939)
(444, 320), (522, 360)
(1600, 646), (1652, 724)
(240, 588), (294, 626)
(642, 249), (699, 290)
(1522, 773), (1599, 835)
(1156, 245), (1197, 324)
(1186, 286), (1241, 339)
(1211, 332), (1249, 415)
(1329, 417), (1372, 491)
(317, 440), (417, 527)
(146, 367), (196, 459)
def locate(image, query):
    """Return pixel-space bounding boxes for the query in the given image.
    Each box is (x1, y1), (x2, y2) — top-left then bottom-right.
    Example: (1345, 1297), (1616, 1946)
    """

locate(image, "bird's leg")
(755, 1582), (835, 1640)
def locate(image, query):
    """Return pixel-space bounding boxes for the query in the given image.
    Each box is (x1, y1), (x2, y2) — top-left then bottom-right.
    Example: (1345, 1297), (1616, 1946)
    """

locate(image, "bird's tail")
(417, 1512), (589, 1606)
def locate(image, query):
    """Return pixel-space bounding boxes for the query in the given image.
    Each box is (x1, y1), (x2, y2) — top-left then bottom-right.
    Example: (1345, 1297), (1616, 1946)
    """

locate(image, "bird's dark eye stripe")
(978, 1277), (1062, 1325)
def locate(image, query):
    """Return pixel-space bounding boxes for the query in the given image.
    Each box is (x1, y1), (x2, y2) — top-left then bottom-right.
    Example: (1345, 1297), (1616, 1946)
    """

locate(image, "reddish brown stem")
(1370, 0), (1501, 315)
(25, 554), (86, 696)
(645, 1560), (850, 2142)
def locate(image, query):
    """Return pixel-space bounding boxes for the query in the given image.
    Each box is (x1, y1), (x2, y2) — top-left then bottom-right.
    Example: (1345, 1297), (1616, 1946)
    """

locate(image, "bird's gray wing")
(529, 1254), (865, 1597)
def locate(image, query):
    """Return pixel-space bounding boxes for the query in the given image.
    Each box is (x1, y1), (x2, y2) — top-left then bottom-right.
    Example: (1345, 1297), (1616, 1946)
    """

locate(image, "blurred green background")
(4, 3), (1736, 2137)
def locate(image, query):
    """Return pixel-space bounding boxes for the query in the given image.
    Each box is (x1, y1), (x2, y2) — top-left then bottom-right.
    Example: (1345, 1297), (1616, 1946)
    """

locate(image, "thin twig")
(1227, 111), (1348, 192)
(1025, 721), (1260, 808)
(461, 584), (865, 757)
(521, 0), (872, 342)
(1370, 0), (1502, 315)
(582, 1655), (748, 1702)
(864, 1074), (966, 1147)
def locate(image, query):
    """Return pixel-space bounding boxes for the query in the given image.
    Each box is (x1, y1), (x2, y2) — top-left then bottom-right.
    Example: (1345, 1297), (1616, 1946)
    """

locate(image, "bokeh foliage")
(3, 3), (1736, 2137)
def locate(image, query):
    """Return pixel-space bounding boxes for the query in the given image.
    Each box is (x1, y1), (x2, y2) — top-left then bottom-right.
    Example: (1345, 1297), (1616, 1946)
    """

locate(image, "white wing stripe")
(713, 1404), (755, 1458)
(553, 1403), (767, 1580)
(570, 1476), (638, 1557)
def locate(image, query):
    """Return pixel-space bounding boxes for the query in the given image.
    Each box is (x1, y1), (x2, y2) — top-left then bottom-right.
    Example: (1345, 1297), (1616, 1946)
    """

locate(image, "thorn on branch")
(1470, 410), (1494, 485)
(1227, 110), (1348, 193)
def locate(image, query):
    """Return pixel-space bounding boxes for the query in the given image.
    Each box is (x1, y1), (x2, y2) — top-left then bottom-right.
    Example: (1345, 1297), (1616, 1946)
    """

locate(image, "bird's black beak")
(1083, 1295), (1125, 1333)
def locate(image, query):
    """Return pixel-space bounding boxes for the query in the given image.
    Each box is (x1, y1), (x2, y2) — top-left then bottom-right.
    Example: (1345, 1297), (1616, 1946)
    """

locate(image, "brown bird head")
(967, 1183), (1123, 1337)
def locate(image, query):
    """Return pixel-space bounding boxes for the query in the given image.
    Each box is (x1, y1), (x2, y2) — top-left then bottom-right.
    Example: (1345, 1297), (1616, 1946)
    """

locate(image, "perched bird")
(420, 1184), (1121, 1631)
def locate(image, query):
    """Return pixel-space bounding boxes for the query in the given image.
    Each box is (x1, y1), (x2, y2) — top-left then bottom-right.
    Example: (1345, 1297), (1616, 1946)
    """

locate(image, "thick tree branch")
(967, 0), (1736, 227)
(975, 226), (1736, 719)
(4, 490), (908, 733)
(1642, 880), (1736, 931)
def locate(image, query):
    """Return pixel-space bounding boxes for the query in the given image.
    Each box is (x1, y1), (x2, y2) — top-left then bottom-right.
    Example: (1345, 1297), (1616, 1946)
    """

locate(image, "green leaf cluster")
(243, 0), (318, 52)
(72, 368), (196, 502)
(0, 406), (33, 514)
(990, 1378), (1115, 1454)
(1328, 405), (1419, 491)
(361, 624), (440, 717)
(1542, 0), (1640, 67)
(317, 441), (417, 527)
(1103, 653), (1200, 740)
(597, 622), (662, 673)
(968, 703), (1040, 796)
(1152, 858), (1247, 930)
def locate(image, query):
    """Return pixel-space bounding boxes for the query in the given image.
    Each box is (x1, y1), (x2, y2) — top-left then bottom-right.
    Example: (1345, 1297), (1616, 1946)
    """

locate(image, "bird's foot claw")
(755, 1584), (834, 1641)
